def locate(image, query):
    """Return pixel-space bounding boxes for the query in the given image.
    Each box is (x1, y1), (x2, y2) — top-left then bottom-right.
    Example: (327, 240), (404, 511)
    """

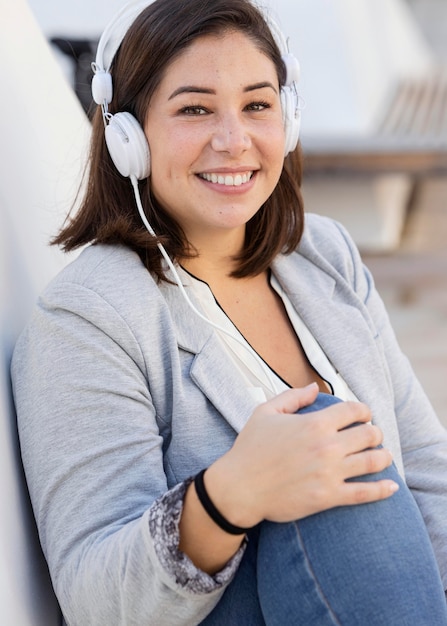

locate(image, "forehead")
(158, 30), (278, 88)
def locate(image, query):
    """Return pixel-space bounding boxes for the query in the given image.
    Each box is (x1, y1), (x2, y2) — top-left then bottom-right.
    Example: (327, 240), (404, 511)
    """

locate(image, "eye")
(245, 101), (271, 112)
(179, 105), (209, 116)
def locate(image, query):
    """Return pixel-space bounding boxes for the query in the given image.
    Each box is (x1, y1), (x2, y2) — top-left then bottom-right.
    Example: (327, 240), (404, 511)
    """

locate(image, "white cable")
(130, 175), (223, 331)
(129, 175), (280, 396)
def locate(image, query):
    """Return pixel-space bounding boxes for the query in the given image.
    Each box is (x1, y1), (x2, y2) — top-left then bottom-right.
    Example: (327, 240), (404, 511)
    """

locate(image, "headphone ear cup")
(280, 86), (301, 156)
(105, 111), (151, 179)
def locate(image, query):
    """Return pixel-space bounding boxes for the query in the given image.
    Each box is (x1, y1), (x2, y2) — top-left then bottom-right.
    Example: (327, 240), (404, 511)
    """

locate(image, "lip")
(196, 166), (258, 188)
(198, 166), (258, 174)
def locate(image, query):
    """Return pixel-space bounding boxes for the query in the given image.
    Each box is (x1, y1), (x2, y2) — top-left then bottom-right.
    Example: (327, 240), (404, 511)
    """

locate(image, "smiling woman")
(144, 30), (285, 251)
(10, 0), (447, 624)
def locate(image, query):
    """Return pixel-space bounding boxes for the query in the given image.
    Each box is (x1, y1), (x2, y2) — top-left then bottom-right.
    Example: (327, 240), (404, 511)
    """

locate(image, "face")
(144, 30), (285, 250)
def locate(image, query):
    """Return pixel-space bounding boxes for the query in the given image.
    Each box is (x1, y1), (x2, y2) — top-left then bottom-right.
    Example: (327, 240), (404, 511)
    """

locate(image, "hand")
(206, 384), (398, 528)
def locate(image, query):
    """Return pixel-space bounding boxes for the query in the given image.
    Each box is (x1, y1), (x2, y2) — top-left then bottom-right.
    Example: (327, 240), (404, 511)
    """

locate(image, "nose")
(211, 113), (252, 156)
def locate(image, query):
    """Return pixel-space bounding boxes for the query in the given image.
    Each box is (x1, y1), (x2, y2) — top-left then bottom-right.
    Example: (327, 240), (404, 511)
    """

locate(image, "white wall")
(1, 0), (90, 622)
(26, 0), (126, 37)
(267, 0), (434, 139)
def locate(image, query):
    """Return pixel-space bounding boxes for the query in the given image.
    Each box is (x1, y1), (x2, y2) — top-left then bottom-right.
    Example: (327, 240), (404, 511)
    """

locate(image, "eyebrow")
(168, 81), (278, 100)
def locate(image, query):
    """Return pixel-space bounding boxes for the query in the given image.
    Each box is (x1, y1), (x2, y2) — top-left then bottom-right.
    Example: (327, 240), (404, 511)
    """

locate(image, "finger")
(264, 383), (320, 415)
(343, 446), (393, 480)
(325, 401), (373, 431)
(338, 422), (384, 455)
(343, 478), (399, 506)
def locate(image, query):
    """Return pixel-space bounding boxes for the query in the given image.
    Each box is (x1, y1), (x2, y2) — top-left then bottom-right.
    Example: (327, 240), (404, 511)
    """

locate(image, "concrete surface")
(362, 176), (447, 428)
(347, 0), (447, 429)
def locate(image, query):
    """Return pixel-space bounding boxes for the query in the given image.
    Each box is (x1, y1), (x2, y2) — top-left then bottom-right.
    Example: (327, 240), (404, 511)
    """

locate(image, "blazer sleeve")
(11, 278), (241, 626)
(331, 218), (447, 590)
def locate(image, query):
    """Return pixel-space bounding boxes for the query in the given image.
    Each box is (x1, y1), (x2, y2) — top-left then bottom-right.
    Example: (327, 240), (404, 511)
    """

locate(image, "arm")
(12, 282), (237, 626)
(368, 285), (447, 590)
(331, 219), (447, 591)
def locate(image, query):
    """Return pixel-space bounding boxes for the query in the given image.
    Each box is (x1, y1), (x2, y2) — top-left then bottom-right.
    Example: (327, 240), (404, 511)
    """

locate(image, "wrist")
(203, 457), (264, 530)
(179, 479), (245, 575)
(195, 469), (257, 535)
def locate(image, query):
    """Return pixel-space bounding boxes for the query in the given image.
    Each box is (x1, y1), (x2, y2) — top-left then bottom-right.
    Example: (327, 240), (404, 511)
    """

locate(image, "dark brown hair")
(53, 0), (305, 280)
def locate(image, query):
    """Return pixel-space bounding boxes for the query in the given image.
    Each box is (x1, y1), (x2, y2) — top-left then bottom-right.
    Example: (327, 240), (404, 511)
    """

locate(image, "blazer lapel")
(272, 252), (392, 410)
(158, 278), (260, 433)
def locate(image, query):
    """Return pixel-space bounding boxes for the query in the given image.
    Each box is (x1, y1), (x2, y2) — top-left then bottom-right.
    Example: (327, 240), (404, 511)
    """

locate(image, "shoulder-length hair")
(53, 0), (305, 281)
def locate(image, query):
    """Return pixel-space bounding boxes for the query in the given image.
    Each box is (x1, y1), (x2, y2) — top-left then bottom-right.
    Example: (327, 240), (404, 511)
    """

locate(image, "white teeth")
(199, 172), (253, 186)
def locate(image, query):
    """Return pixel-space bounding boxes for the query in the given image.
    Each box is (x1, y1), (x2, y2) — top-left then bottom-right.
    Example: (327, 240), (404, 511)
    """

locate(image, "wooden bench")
(1, 1), (89, 622)
(303, 67), (447, 177)
(299, 66), (447, 252)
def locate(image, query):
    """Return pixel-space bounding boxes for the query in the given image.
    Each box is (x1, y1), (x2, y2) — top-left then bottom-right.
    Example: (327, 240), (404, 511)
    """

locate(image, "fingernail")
(389, 482), (399, 494)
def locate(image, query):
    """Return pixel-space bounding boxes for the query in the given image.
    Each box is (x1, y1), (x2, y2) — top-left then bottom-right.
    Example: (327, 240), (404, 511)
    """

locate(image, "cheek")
(274, 119), (287, 151)
(265, 127), (286, 175)
(150, 127), (202, 175)
(259, 117), (286, 155)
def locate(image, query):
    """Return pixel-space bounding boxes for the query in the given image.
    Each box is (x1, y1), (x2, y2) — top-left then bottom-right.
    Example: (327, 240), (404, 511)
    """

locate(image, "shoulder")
(50, 243), (154, 293)
(42, 243), (164, 320)
(296, 212), (368, 289)
(13, 244), (169, 373)
(273, 213), (374, 304)
(299, 213), (359, 263)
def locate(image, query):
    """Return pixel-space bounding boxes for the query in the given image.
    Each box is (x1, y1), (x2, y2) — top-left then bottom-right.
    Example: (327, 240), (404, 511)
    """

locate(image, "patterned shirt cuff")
(148, 478), (246, 594)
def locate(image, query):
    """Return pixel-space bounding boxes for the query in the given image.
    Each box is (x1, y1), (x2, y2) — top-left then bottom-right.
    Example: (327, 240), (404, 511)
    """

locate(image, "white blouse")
(178, 267), (358, 404)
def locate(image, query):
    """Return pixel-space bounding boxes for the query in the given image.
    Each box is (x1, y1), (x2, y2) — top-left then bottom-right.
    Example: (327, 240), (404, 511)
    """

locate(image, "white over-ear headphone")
(91, 0), (302, 180)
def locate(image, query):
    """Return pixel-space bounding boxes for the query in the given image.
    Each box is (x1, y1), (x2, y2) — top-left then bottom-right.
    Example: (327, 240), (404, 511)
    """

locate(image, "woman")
(12, 0), (447, 624)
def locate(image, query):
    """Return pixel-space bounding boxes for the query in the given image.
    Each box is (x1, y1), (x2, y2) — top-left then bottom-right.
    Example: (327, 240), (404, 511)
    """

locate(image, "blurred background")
(0, 1), (446, 623)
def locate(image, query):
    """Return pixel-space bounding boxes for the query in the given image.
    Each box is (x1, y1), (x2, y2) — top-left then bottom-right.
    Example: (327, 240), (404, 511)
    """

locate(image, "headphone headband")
(96, 1), (149, 73)
(92, 0), (150, 108)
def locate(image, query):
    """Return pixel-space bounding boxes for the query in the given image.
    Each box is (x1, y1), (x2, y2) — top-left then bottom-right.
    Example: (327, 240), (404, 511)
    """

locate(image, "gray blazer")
(12, 214), (447, 625)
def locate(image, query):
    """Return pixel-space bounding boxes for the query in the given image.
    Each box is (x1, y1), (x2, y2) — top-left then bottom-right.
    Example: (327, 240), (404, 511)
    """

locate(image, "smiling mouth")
(197, 171), (254, 186)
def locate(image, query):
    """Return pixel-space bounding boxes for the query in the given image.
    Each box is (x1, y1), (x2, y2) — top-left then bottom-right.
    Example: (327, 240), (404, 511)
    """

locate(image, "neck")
(182, 227), (246, 283)
(181, 259), (269, 308)
(181, 255), (236, 285)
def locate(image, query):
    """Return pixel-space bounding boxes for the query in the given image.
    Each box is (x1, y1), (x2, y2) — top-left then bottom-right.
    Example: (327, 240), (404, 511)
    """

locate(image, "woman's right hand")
(205, 383), (399, 529)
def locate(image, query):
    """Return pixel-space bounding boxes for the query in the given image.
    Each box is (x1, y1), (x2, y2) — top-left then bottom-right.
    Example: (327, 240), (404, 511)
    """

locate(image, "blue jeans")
(201, 393), (447, 625)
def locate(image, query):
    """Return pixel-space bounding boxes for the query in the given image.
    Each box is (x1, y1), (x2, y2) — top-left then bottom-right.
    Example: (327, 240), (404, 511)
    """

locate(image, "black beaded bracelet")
(194, 469), (255, 536)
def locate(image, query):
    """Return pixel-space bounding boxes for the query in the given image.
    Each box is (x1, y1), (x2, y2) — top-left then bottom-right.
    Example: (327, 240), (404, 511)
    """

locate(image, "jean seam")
(291, 520), (342, 626)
